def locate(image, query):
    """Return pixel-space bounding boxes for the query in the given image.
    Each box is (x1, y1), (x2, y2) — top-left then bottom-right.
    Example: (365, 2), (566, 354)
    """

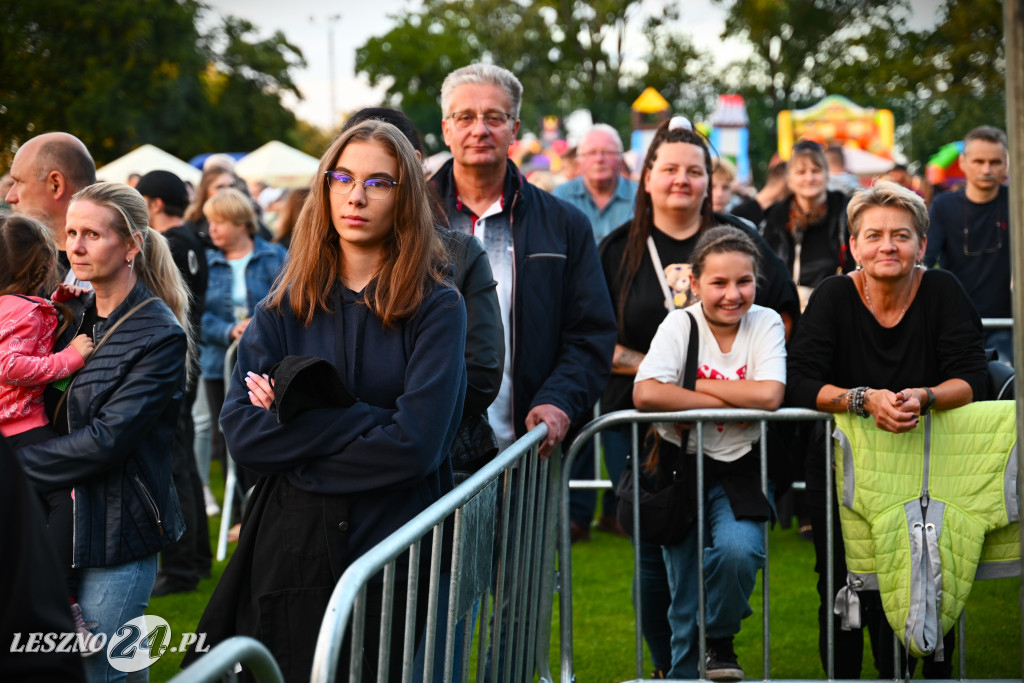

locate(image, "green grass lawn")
(561, 525), (1022, 681)
(150, 468), (1022, 681)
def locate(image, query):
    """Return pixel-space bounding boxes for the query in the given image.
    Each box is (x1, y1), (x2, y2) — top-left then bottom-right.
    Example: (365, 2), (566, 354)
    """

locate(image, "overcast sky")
(203, 0), (944, 130)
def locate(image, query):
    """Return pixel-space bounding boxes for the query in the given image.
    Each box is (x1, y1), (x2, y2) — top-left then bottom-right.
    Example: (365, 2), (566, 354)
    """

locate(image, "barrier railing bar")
(525, 457), (548, 682)
(696, 420), (707, 680)
(959, 610), (967, 680)
(348, 586), (366, 683)
(309, 425), (547, 683)
(440, 512), (459, 683)
(761, 420), (771, 679)
(377, 561), (396, 683)
(474, 591), (489, 683)
(505, 458), (529, 683)
(422, 524), (443, 683)
(630, 421), (643, 682)
(488, 469), (512, 683)
(825, 418), (835, 682)
(167, 636), (285, 683)
(536, 453), (560, 683)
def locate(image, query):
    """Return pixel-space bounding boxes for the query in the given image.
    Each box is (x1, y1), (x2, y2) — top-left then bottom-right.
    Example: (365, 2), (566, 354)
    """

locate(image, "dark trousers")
(9, 426), (78, 597)
(157, 380), (212, 587)
(807, 488), (954, 679)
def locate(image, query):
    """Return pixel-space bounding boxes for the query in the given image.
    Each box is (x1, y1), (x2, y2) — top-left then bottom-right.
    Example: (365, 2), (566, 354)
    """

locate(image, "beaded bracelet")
(846, 386), (870, 418)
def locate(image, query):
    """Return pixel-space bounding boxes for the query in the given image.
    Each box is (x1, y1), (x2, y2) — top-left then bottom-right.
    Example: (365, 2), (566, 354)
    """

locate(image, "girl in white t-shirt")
(634, 225), (786, 680)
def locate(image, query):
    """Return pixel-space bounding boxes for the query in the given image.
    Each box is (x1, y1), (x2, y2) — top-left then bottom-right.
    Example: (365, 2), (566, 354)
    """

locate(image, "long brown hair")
(616, 118), (714, 331)
(0, 214), (72, 336)
(184, 168), (238, 223)
(266, 120), (447, 327)
(0, 214), (62, 299)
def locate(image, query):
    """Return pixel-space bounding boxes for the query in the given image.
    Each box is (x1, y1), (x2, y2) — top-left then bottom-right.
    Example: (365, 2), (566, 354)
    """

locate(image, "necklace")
(862, 271), (915, 325)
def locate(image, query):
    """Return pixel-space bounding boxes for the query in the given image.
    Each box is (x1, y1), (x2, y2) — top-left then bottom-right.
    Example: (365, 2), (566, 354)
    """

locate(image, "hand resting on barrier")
(525, 403), (569, 460)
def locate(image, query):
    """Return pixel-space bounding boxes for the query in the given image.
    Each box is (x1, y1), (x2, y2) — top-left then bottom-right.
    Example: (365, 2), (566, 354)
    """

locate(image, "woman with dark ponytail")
(598, 116), (798, 678)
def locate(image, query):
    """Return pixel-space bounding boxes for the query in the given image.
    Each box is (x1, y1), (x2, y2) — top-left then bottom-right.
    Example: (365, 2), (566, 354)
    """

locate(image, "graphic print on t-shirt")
(698, 364), (747, 431)
(665, 262), (695, 308)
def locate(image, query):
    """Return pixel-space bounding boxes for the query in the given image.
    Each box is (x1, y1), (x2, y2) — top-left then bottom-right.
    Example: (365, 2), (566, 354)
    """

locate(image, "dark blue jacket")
(431, 159), (617, 435)
(219, 279), (467, 557)
(18, 282), (187, 568)
(200, 237), (286, 379)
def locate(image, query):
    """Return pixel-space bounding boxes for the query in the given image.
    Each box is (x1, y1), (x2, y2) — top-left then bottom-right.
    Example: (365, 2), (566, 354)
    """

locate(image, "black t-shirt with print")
(599, 224), (701, 413)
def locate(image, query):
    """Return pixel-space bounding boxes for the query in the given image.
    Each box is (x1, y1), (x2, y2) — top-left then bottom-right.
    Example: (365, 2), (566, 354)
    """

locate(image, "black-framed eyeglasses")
(324, 171), (399, 200)
(447, 110), (516, 130)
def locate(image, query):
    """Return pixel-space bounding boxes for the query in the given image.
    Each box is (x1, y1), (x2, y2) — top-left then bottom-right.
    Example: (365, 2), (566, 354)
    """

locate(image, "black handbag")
(615, 311), (699, 546)
(986, 348), (1015, 400)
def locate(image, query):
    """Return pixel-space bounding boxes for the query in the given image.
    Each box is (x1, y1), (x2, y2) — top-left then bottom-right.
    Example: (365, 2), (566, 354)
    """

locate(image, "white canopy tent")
(234, 140), (319, 189)
(843, 147), (896, 176)
(96, 144), (201, 185)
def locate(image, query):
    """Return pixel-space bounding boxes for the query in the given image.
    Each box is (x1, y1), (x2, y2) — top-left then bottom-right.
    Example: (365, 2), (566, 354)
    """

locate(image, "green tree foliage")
(198, 16), (306, 152)
(0, 0), (305, 167)
(714, 0), (1005, 175)
(355, 0), (718, 153)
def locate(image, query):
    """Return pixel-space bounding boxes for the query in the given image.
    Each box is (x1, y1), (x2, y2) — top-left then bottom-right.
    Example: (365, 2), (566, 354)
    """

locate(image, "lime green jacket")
(832, 402), (1019, 660)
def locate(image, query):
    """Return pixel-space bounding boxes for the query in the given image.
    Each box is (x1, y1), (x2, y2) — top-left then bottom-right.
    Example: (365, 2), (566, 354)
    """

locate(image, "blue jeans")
(78, 555), (158, 682)
(662, 483), (766, 679)
(192, 381), (212, 485)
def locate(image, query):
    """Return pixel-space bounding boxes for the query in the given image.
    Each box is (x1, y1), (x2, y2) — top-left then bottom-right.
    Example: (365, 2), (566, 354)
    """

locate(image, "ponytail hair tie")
(668, 115), (692, 131)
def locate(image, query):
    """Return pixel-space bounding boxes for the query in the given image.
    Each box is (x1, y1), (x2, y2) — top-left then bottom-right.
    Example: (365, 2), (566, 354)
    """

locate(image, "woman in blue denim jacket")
(199, 188), (285, 492)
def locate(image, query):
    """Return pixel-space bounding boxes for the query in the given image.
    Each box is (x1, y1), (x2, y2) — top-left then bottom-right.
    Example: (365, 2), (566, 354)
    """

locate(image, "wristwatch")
(920, 387), (936, 415)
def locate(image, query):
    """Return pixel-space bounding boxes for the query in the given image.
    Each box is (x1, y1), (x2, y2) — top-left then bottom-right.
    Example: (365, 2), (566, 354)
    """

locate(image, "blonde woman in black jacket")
(18, 182), (190, 682)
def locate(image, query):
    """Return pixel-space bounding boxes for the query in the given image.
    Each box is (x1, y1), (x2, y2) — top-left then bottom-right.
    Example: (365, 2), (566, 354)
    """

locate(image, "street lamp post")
(328, 14), (340, 130)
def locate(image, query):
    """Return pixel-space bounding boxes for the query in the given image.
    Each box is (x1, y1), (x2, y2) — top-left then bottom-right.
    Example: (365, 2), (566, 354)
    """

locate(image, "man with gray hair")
(431, 62), (615, 462)
(5, 132), (96, 272)
(430, 62), (616, 675)
(554, 123), (637, 241)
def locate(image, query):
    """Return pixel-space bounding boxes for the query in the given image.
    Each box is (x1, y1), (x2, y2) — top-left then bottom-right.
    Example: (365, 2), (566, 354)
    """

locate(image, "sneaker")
(203, 484), (221, 517)
(705, 636), (744, 681)
(70, 602), (102, 658)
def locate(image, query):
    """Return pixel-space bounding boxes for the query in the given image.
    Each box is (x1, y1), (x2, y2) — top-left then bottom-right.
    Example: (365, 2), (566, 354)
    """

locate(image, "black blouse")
(786, 269), (989, 409)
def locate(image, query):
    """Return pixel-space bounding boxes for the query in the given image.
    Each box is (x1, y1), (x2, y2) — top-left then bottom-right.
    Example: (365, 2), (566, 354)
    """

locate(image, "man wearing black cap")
(136, 170), (212, 596)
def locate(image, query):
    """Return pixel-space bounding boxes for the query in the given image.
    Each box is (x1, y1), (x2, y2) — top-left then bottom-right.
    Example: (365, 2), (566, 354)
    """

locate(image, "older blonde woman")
(786, 181), (989, 678)
(199, 189), (286, 496)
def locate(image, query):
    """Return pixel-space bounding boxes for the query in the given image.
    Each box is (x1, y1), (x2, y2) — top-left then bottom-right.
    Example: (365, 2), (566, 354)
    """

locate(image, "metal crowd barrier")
(560, 408), (1022, 683)
(168, 636), (284, 683)
(309, 423), (558, 683)
(571, 318), (1015, 507)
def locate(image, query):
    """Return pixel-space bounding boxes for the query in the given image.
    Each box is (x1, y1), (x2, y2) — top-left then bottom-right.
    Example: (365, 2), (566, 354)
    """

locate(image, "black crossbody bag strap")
(53, 297), (160, 422)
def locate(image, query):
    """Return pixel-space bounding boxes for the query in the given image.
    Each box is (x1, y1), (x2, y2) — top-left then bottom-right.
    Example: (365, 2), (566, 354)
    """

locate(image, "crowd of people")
(0, 59), (1015, 683)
